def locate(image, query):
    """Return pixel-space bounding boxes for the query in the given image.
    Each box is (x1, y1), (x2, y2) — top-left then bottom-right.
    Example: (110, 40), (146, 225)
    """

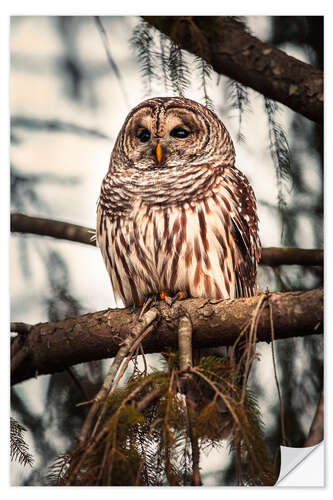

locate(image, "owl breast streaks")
(97, 97), (261, 308)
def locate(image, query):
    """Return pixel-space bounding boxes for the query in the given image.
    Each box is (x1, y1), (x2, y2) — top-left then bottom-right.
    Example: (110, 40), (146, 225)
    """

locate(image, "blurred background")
(10, 16), (323, 485)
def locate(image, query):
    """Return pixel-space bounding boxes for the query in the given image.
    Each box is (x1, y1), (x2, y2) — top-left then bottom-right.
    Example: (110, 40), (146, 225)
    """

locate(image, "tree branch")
(142, 16), (323, 123)
(11, 289), (323, 386)
(11, 213), (95, 247)
(261, 247), (323, 267)
(10, 213), (323, 267)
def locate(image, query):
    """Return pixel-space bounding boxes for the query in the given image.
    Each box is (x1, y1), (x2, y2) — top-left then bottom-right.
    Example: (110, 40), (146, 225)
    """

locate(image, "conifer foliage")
(48, 353), (276, 486)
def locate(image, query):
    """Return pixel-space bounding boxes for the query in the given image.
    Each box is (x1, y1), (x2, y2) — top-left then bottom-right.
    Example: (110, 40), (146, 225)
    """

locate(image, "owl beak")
(155, 143), (163, 164)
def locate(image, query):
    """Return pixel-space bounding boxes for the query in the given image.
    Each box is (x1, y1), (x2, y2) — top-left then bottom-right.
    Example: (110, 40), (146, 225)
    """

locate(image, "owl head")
(111, 97), (235, 172)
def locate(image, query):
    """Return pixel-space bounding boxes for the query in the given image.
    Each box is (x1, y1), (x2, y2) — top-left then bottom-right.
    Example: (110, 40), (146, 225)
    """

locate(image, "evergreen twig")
(264, 97), (292, 241)
(79, 308), (158, 443)
(10, 417), (34, 467)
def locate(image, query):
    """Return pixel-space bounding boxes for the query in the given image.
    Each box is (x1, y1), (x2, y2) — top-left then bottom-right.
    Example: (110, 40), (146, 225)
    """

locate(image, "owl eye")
(137, 129), (150, 143)
(170, 127), (190, 138)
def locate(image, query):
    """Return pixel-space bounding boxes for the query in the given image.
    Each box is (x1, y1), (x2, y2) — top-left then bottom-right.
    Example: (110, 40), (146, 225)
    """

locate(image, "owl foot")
(170, 291), (185, 306)
(159, 290), (170, 300)
(158, 290), (185, 306)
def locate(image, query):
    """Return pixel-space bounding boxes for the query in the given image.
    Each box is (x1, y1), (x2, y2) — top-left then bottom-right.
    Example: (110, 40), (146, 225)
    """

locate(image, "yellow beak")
(156, 143), (163, 164)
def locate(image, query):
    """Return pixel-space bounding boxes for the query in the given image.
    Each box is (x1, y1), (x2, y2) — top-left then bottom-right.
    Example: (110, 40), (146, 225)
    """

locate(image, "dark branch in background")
(11, 289), (323, 385)
(10, 213), (324, 267)
(142, 16), (323, 123)
(305, 390), (324, 447)
(264, 97), (291, 240)
(261, 247), (323, 267)
(11, 116), (110, 140)
(11, 213), (95, 247)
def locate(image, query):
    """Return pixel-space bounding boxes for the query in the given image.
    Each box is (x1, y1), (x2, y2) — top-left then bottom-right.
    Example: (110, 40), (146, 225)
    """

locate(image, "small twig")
(229, 319), (251, 367)
(139, 296), (153, 320)
(94, 16), (128, 107)
(177, 314), (201, 485)
(235, 443), (243, 486)
(269, 298), (287, 446)
(185, 394), (202, 486)
(76, 399), (95, 407)
(79, 308), (158, 443)
(66, 378), (154, 485)
(135, 388), (163, 413)
(305, 390), (324, 447)
(192, 367), (237, 426)
(129, 347), (139, 378)
(97, 434), (112, 485)
(139, 343), (148, 376)
(192, 367), (263, 473)
(240, 294), (266, 402)
(162, 368), (176, 485)
(106, 378), (155, 484)
(178, 314), (193, 374)
(90, 323), (155, 438)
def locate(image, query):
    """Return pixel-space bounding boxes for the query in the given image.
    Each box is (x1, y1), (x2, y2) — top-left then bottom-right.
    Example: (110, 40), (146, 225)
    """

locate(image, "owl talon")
(170, 291), (185, 306)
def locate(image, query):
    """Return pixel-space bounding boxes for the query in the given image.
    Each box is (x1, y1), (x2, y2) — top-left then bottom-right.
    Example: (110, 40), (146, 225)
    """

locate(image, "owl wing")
(221, 166), (261, 298)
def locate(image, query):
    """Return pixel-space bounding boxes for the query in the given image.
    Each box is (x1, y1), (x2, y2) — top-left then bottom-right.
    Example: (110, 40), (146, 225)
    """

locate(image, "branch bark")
(142, 16), (323, 123)
(11, 289), (323, 386)
(11, 213), (323, 267)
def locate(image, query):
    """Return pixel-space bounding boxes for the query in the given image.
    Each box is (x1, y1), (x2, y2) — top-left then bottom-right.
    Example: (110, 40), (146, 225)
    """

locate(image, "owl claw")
(170, 291), (185, 306)
(138, 291), (185, 312)
(159, 290), (170, 300)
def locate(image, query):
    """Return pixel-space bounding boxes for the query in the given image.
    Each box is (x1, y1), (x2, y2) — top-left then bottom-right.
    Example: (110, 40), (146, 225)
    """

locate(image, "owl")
(97, 97), (261, 308)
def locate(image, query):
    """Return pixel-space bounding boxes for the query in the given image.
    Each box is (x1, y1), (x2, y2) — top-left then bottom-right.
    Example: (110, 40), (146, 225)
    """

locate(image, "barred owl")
(97, 97), (261, 307)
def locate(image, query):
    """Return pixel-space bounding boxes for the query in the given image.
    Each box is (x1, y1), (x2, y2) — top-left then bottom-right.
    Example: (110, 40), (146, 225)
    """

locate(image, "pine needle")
(264, 97), (292, 241)
(10, 417), (34, 467)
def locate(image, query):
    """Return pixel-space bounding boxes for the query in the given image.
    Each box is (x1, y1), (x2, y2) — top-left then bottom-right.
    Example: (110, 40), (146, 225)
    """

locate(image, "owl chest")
(110, 197), (236, 302)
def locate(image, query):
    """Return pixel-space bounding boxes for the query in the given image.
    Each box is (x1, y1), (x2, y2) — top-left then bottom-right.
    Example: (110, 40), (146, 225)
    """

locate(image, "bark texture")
(11, 289), (323, 385)
(142, 16), (323, 123)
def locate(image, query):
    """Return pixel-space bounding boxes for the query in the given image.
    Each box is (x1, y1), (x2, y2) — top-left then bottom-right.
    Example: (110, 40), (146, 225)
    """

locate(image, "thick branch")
(261, 247), (323, 267)
(11, 289), (323, 385)
(11, 213), (95, 247)
(11, 213), (323, 267)
(142, 16), (323, 123)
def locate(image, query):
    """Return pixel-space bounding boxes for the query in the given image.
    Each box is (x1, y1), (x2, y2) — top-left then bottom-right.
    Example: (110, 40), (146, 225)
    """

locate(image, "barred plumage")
(97, 97), (261, 307)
